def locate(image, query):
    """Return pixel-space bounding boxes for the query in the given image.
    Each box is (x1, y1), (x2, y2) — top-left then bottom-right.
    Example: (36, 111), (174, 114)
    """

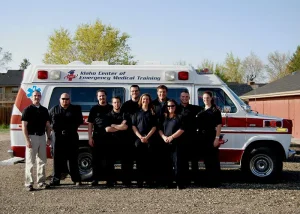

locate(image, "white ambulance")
(9, 61), (296, 182)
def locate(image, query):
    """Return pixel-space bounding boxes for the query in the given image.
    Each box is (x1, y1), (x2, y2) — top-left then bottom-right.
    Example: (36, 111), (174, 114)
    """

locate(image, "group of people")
(21, 84), (222, 191)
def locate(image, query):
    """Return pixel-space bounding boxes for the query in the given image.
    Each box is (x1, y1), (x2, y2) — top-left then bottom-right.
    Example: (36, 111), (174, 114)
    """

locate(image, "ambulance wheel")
(242, 147), (282, 182)
(78, 147), (93, 181)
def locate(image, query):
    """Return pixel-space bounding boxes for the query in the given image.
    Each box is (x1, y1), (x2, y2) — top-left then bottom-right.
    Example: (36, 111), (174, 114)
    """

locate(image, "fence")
(0, 106), (12, 125)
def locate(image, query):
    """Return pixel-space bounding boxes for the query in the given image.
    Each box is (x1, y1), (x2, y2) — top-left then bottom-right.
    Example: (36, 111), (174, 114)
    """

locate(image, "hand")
(140, 136), (148, 143)
(89, 138), (94, 147)
(162, 135), (169, 143)
(46, 139), (51, 146)
(213, 138), (220, 148)
(26, 139), (32, 148)
(166, 136), (174, 143)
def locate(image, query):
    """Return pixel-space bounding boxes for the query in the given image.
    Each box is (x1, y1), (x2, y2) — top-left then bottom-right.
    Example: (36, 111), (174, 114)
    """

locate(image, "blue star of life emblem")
(26, 86), (41, 97)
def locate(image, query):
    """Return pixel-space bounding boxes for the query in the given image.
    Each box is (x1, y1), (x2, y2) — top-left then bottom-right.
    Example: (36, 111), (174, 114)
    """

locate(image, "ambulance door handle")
(224, 113), (229, 127)
(222, 106), (231, 127)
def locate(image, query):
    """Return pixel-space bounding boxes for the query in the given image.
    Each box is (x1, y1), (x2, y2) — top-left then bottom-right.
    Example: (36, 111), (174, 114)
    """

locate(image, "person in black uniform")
(158, 99), (186, 189)
(105, 96), (131, 187)
(177, 90), (202, 183)
(132, 93), (157, 188)
(88, 89), (113, 186)
(152, 85), (170, 185)
(195, 91), (222, 187)
(49, 93), (83, 186)
(121, 85), (140, 116)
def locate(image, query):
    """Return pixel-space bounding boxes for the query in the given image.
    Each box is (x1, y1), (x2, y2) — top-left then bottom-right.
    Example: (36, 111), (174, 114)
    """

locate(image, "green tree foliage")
(287, 45), (300, 73)
(198, 59), (229, 83)
(19, 58), (31, 70)
(265, 51), (290, 82)
(223, 52), (244, 83)
(0, 47), (12, 71)
(242, 52), (264, 83)
(43, 20), (137, 65)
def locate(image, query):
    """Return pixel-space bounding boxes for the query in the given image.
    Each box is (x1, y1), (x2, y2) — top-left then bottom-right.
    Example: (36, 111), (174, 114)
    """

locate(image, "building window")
(11, 87), (19, 93)
(0, 87), (3, 94)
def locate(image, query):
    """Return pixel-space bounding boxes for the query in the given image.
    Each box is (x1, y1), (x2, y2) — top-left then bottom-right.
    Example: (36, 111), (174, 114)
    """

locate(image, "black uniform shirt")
(22, 104), (50, 134)
(160, 115), (185, 137)
(132, 109), (156, 136)
(106, 110), (130, 139)
(152, 98), (169, 120)
(88, 104), (113, 134)
(121, 99), (139, 116)
(178, 104), (202, 133)
(49, 104), (83, 133)
(195, 106), (222, 131)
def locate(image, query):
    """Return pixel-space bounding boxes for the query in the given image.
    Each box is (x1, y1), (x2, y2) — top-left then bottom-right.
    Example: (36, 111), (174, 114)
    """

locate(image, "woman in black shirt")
(132, 93), (156, 187)
(195, 91), (222, 187)
(158, 99), (186, 189)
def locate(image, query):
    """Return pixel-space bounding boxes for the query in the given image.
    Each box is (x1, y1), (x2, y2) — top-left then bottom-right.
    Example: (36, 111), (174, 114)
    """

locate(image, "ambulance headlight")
(165, 71), (176, 81)
(50, 70), (61, 80)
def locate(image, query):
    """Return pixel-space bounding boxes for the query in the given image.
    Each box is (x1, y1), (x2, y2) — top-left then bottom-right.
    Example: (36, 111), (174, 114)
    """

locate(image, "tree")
(0, 47), (12, 71)
(214, 63), (229, 83)
(242, 52), (264, 83)
(197, 59), (229, 82)
(265, 51), (290, 82)
(43, 20), (137, 65)
(199, 59), (214, 71)
(223, 52), (244, 83)
(19, 58), (31, 70)
(287, 46), (300, 73)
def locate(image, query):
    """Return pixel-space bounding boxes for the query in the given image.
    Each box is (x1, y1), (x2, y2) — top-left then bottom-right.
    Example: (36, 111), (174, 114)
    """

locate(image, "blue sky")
(0, 0), (299, 70)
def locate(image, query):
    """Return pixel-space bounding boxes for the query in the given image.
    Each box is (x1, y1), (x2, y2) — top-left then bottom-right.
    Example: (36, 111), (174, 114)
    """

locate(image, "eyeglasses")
(61, 98), (70, 100)
(167, 105), (175, 108)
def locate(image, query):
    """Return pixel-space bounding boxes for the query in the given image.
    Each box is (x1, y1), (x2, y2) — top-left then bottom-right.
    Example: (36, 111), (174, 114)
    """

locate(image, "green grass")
(0, 124), (9, 132)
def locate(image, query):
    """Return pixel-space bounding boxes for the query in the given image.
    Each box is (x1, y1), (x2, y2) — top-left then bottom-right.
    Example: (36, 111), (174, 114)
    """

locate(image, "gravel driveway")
(0, 132), (299, 214)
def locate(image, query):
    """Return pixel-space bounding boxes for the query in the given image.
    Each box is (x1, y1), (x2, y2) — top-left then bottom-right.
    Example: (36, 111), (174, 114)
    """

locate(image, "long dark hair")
(138, 93), (155, 115)
(203, 91), (217, 108)
(165, 99), (179, 118)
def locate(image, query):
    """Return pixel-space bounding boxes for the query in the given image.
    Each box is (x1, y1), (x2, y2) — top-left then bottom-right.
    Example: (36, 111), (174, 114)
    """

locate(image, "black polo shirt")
(121, 99), (139, 116)
(88, 104), (113, 134)
(195, 106), (222, 131)
(22, 104), (50, 134)
(49, 104), (83, 133)
(152, 98), (169, 120)
(178, 104), (202, 133)
(159, 115), (185, 137)
(132, 109), (156, 136)
(106, 110), (130, 139)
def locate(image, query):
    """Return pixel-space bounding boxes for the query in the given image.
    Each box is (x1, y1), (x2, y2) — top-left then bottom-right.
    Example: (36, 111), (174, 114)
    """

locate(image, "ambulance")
(9, 61), (296, 182)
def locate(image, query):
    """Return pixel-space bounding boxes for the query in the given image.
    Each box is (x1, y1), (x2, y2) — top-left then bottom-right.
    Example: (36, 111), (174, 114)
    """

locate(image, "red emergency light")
(178, 71), (189, 80)
(38, 70), (48, 79)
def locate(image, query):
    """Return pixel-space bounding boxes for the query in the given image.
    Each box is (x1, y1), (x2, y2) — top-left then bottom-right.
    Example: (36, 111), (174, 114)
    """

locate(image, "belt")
(56, 130), (76, 135)
(28, 132), (44, 136)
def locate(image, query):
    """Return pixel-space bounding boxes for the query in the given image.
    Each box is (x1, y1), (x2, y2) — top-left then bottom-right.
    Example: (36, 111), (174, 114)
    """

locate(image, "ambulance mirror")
(223, 106), (231, 113)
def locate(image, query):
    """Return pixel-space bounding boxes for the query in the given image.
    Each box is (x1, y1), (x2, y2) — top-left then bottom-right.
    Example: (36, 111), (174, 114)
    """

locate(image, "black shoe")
(123, 181), (132, 187)
(26, 185), (35, 192)
(38, 183), (50, 189)
(91, 180), (99, 186)
(50, 181), (60, 186)
(137, 181), (143, 188)
(106, 181), (114, 187)
(177, 185), (186, 190)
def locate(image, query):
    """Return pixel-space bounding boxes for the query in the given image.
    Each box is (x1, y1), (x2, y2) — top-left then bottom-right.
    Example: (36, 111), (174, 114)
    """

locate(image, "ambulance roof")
(22, 63), (225, 85)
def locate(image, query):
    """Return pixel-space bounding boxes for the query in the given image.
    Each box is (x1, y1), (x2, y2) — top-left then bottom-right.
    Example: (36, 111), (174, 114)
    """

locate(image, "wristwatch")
(215, 136), (220, 139)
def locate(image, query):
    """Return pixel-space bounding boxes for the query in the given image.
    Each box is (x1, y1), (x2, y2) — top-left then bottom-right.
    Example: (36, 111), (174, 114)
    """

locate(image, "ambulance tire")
(78, 147), (93, 181)
(242, 147), (282, 183)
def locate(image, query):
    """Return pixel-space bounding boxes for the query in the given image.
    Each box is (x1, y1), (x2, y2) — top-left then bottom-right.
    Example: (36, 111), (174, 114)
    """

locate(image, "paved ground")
(0, 131), (300, 214)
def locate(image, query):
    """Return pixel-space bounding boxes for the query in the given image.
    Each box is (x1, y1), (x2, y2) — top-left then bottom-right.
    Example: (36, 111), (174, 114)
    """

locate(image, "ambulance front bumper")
(7, 149), (14, 158)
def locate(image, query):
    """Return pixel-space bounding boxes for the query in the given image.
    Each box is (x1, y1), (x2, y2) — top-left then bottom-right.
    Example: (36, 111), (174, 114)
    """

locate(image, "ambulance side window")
(197, 88), (237, 113)
(140, 87), (188, 104)
(49, 87), (125, 112)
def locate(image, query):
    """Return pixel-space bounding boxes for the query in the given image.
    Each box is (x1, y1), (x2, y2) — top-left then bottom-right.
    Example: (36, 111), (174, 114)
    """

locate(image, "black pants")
(52, 132), (81, 183)
(120, 144), (135, 184)
(168, 140), (188, 186)
(198, 134), (221, 184)
(92, 135), (115, 182)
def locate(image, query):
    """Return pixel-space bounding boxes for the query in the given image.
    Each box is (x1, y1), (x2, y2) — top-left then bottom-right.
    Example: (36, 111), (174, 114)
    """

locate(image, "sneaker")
(106, 181), (115, 187)
(49, 180), (60, 186)
(26, 185), (35, 191)
(38, 183), (50, 189)
(74, 181), (82, 186)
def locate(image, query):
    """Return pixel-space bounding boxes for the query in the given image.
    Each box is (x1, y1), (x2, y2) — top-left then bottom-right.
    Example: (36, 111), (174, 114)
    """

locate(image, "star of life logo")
(64, 70), (78, 81)
(26, 86), (41, 98)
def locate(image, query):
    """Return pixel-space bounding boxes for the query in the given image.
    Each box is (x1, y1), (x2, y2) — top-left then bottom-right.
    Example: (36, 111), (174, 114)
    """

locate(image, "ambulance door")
(194, 86), (245, 164)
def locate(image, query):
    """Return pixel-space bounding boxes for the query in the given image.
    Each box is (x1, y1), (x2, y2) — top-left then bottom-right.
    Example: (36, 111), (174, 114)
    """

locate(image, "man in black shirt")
(106, 96), (131, 186)
(49, 93), (83, 186)
(178, 90), (202, 183)
(121, 85), (140, 116)
(22, 90), (51, 191)
(88, 89), (113, 186)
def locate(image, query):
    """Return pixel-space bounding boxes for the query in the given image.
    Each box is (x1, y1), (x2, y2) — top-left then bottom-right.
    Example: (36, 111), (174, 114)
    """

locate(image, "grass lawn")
(0, 124), (9, 133)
